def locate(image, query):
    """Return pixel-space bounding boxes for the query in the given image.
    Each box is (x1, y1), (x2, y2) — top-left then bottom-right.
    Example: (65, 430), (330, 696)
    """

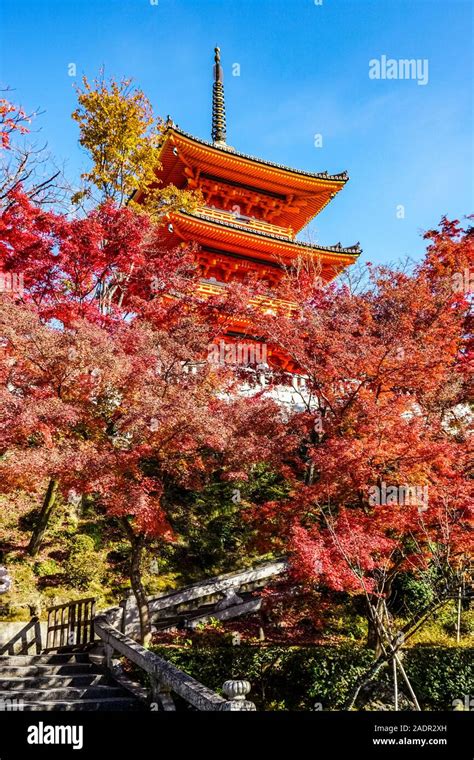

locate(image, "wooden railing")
(0, 617), (42, 655)
(94, 615), (255, 711)
(45, 598), (96, 651)
(197, 206), (294, 239)
(196, 280), (295, 316)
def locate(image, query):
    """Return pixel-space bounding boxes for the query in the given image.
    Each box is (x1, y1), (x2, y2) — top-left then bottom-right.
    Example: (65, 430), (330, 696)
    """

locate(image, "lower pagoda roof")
(167, 208), (361, 280)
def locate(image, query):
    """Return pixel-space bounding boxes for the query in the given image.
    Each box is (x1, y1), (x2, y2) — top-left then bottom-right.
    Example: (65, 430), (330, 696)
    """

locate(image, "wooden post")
(456, 584), (462, 644)
(392, 657), (398, 711)
(69, 603), (76, 647)
(394, 653), (421, 711)
(33, 616), (42, 654)
(104, 642), (114, 670)
(89, 599), (96, 644)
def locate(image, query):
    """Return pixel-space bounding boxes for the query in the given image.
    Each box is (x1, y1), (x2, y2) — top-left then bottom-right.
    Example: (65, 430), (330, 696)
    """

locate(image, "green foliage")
(244, 463), (292, 503)
(64, 535), (104, 589)
(150, 645), (374, 710)
(2, 562), (40, 618)
(166, 464), (290, 580)
(390, 571), (435, 615)
(410, 607), (474, 646)
(150, 644), (473, 711)
(437, 605), (474, 637)
(144, 571), (180, 596)
(324, 606), (368, 641)
(167, 481), (253, 576)
(406, 647), (474, 709)
(195, 617), (223, 631)
(33, 559), (62, 577)
(1, 498), (133, 618)
(78, 522), (103, 549)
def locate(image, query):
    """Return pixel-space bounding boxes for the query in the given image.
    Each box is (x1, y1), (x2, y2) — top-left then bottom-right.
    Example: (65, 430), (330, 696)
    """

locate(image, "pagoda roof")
(181, 208), (360, 254)
(165, 125), (348, 183)
(167, 209), (361, 280)
(149, 125), (349, 233)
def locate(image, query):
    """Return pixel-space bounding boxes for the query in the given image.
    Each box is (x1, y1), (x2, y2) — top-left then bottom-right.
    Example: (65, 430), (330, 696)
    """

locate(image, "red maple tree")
(247, 218), (473, 684)
(0, 180), (285, 640)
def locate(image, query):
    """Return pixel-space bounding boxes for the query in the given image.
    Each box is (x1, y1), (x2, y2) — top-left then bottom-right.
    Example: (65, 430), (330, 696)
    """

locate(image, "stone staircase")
(0, 650), (143, 711)
(0, 560), (288, 711)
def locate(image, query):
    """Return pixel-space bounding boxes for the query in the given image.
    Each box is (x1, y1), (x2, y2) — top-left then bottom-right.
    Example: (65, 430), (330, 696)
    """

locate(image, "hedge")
(150, 644), (473, 711)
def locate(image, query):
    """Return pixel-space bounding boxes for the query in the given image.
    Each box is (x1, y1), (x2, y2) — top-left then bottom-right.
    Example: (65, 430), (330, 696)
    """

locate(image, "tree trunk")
(120, 519), (152, 645)
(130, 536), (152, 645)
(366, 602), (384, 657)
(28, 479), (58, 556)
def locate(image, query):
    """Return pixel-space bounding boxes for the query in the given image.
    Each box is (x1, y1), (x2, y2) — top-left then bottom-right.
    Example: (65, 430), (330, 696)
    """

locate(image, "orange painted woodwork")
(136, 48), (361, 368)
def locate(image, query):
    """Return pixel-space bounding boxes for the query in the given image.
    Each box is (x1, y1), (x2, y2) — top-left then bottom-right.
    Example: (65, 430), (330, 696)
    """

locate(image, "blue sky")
(0, 0), (472, 266)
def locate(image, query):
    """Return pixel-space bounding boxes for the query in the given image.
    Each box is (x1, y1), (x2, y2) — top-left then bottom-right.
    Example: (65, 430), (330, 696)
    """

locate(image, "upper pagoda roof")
(165, 124), (348, 184)
(148, 125), (349, 233)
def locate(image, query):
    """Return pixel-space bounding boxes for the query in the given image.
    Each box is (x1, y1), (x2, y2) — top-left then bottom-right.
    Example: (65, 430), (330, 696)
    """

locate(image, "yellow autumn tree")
(72, 73), (199, 214)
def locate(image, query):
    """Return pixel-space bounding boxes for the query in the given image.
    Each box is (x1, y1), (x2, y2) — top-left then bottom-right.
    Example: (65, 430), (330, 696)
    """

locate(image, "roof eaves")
(176, 210), (361, 256)
(165, 125), (349, 184)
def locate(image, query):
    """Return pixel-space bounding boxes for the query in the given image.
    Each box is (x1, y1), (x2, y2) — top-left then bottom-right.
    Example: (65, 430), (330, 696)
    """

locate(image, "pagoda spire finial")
(212, 46), (227, 147)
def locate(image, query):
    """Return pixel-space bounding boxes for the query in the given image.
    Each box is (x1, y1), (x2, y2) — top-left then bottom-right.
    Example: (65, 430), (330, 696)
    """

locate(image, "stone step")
(0, 686), (127, 701)
(0, 664), (99, 677)
(19, 698), (142, 711)
(0, 653), (90, 666)
(0, 673), (108, 689)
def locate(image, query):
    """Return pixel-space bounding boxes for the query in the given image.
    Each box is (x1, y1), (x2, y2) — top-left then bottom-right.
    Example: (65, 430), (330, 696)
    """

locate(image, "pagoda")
(138, 48), (360, 371)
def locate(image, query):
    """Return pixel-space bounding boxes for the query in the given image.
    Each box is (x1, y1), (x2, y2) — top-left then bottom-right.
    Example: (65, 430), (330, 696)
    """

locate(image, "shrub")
(406, 647), (473, 709)
(390, 572), (435, 615)
(78, 521), (103, 547)
(149, 644), (474, 711)
(65, 535), (103, 589)
(150, 645), (373, 710)
(33, 559), (62, 577)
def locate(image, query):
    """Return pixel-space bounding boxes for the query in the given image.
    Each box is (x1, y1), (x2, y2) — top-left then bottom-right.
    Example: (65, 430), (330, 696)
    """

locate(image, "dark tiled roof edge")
(166, 125), (349, 183)
(177, 209), (361, 255)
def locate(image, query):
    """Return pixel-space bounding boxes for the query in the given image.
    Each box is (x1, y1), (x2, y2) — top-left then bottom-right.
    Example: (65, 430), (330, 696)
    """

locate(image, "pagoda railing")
(197, 206), (294, 240)
(197, 280), (294, 315)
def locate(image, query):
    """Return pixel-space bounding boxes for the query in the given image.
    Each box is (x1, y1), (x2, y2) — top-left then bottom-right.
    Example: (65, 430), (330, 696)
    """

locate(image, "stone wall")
(0, 620), (46, 654)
